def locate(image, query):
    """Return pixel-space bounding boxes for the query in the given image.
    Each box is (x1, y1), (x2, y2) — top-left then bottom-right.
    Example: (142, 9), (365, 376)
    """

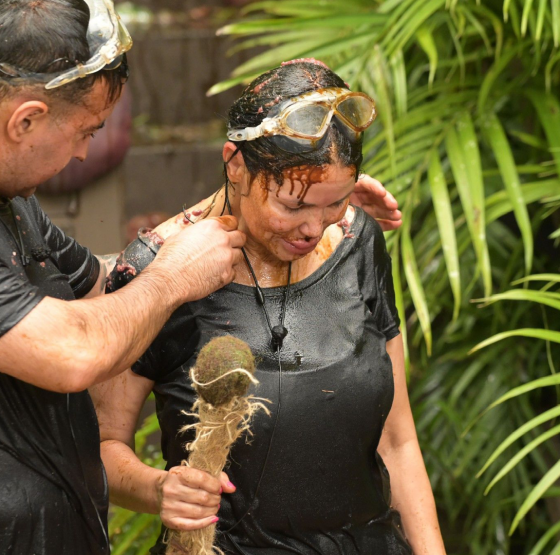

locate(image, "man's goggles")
(227, 88), (376, 150)
(0, 0), (132, 90)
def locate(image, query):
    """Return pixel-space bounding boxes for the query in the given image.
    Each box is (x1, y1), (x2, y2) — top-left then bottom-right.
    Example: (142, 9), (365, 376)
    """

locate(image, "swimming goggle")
(227, 88), (376, 151)
(0, 0), (132, 90)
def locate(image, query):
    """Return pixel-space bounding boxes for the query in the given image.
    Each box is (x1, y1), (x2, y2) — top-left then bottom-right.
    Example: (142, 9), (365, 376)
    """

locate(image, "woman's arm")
(90, 370), (235, 531)
(378, 335), (446, 555)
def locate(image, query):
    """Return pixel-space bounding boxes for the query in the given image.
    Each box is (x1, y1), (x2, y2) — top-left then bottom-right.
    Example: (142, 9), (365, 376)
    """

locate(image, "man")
(0, 1), (400, 553)
(0, 1), (246, 553)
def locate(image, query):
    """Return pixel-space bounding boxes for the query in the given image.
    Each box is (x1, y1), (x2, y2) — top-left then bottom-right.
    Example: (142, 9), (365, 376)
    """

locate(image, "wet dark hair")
(227, 60), (363, 186)
(0, 0), (125, 105)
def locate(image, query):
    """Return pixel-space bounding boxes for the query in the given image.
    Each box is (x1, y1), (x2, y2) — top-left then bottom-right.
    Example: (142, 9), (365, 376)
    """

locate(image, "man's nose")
(73, 139), (90, 162)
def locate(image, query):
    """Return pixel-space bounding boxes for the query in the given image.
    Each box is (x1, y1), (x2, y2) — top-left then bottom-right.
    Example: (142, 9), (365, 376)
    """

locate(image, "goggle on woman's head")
(0, 0), (132, 89)
(227, 87), (376, 154)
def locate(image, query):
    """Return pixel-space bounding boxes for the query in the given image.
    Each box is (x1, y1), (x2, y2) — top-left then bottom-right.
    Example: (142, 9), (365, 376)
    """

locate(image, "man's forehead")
(68, 81), (117, 128)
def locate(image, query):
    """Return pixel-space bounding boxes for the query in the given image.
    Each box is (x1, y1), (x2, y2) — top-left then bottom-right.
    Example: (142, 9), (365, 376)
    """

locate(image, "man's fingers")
(377, 219), (402, 232)
(212, 215), (239, 230)
(229, 230), (246, 249)
(382, 191), (399, 211)
(355, 175), (386, 196)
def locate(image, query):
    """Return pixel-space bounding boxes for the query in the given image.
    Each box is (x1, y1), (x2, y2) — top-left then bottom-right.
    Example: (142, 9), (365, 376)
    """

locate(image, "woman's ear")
(222, 141), (246, 185)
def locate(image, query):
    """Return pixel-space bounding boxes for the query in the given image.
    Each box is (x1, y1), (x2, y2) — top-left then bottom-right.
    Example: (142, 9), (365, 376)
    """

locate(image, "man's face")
(0, 80), (119, 198)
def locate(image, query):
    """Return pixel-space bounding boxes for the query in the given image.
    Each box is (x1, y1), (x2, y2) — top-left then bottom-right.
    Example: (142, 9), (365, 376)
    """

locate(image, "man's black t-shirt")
(0, 196), (109, 555)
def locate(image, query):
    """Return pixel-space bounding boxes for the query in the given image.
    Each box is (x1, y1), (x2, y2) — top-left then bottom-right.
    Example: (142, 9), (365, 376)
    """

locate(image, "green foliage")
(204, 0), (560, 553)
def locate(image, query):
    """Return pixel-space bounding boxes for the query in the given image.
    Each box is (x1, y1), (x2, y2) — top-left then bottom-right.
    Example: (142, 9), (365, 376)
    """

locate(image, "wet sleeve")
(105, 234), (160, 294)
(30, 198), (100, 299)
(0, 260), (45, 338)
(372, 223), (401, 341)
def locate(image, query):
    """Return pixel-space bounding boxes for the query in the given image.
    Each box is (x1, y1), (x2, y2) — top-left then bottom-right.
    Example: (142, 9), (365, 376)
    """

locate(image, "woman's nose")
(300, 211), (325, 238)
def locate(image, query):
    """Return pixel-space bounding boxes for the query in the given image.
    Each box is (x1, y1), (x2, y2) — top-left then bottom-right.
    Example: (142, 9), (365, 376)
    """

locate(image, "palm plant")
(204, 0), (560, 553)
(109, 1), (560, 553)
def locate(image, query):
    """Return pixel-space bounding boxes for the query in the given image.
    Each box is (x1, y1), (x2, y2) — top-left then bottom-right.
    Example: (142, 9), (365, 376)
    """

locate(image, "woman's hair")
(227, 59), (363, 186)
(0, 0), (125, 105)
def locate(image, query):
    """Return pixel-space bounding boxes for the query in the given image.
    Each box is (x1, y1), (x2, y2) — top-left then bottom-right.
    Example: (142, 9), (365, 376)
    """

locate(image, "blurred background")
(38, 1), (560, 554)
(36, 0), (255, 253)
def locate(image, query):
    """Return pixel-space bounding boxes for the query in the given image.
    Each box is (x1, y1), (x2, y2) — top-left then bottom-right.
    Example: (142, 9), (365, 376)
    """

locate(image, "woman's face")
(239, 163), (356, 262)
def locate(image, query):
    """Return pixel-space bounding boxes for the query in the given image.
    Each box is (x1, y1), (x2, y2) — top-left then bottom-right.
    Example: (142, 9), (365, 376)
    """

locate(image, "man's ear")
(222, 141), (247, 185)
(7, 100), (50, 143)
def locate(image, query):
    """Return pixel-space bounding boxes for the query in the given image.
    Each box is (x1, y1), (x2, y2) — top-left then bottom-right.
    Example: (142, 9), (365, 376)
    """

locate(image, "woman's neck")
(205, 184), (349, 288)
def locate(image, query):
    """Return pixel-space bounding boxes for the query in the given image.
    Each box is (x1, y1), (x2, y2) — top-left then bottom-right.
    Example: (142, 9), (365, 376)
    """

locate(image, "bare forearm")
(0, 264), (180, 391)
(381, 440), (446, 555)
(63, 263), (184, 385)
(101, 439), (164, 514)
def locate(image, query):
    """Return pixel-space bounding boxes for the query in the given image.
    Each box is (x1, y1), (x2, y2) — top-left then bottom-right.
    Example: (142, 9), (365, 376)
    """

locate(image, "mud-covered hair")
(227, 60), (363, 186)
(0, 0), (125, 106)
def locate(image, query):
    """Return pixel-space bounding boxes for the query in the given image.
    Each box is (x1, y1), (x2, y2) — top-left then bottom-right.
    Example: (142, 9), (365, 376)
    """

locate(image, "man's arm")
(0, 217), (245, 393)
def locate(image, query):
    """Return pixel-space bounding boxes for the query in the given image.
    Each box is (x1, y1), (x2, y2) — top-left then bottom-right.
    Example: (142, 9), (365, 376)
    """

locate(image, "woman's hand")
(91, 370), (236, 530)
(351, 174), (402, 231)
(158, 468), (236, 531)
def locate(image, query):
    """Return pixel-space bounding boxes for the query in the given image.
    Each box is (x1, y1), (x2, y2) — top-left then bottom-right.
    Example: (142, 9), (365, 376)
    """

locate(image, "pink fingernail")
(227, 481), (236, 489)
(219, 487), (223, 494)
(211, 516), (219, 523)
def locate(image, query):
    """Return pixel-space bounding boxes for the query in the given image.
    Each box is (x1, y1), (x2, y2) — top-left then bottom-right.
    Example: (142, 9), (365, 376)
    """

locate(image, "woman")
(93, 60), (446, 554)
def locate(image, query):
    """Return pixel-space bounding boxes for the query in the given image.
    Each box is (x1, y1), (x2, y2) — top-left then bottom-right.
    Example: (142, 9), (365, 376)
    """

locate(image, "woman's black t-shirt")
(110, 208), (412, 555)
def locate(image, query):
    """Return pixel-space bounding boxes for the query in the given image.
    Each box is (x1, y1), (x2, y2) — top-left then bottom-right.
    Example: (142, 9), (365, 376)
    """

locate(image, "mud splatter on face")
(281, 165), (326, 202)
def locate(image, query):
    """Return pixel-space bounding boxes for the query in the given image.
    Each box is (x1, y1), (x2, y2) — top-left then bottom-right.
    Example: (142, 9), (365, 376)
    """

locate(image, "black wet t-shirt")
(109, 208), (412, 555)
(0, 196), (109, 555)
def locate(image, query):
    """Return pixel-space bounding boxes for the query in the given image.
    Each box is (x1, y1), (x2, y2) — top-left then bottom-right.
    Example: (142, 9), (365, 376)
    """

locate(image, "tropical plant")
(109, 1), (560, 553)
(204, 0), (560, 553)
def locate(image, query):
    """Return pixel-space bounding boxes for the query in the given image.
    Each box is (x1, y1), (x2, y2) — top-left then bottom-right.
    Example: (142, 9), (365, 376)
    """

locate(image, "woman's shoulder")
(106, 194), (220, 293)
(353, 205), (385, 241)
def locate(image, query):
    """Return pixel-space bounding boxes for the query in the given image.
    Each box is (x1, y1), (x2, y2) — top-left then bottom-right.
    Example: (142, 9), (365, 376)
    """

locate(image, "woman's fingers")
(170, 466), (222, 494)
(162, 513), (220, 532)
(219, 471), (237, 493)
(158, 467), (236, 531)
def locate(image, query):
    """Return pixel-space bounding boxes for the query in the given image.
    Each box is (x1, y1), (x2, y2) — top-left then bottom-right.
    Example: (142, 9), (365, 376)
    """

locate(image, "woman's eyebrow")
(289, 190), (353, 207)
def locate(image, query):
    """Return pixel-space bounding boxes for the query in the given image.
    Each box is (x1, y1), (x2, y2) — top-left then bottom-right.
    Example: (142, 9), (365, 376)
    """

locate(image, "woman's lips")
(282, 237), (321, 255)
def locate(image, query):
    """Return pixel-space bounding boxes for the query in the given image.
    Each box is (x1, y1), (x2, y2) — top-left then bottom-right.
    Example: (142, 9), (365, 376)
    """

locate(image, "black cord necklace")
(224, 182), (292, 350)
(220, 177), (290, 536)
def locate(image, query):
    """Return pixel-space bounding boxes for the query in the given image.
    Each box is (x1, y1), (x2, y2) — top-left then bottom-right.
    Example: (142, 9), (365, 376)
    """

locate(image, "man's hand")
(351, 174), (402, 231)
(153, 215), (245, 304)
(158, 467), (236, 531)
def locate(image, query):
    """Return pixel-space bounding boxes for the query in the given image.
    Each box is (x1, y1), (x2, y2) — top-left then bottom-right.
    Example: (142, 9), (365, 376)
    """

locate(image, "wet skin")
(155, 161), (357, 288)
(0, 80), (117, 199)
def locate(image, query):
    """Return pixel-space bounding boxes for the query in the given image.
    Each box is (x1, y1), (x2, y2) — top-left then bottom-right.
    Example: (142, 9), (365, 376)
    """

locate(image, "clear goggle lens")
(285, 104), (330, 137)
(336, 96), (375, 130)
(277, 94), (375, 138)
